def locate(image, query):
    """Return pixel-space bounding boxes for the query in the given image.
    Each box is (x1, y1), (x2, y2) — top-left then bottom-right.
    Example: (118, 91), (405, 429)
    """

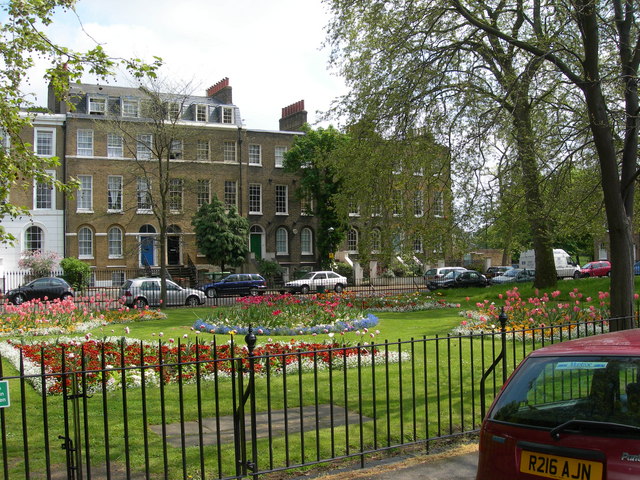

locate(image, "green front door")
(250, 233), (262, 259)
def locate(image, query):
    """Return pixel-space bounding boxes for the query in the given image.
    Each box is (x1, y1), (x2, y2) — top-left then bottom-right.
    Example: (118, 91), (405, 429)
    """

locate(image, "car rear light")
(123, 291), (132, 297)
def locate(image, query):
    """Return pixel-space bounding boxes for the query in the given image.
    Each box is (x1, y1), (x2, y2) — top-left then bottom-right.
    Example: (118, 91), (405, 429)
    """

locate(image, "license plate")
(520, 450), (603, 480)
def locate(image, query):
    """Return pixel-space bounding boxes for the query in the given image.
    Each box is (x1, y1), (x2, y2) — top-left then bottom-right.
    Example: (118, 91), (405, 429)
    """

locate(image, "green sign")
(0, 381), (9, 408)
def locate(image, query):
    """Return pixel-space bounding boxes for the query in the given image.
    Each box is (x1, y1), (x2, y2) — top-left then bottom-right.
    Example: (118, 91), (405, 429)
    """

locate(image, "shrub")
(18, 250), (60, 278)
(335, 262), (353, 282)
(60, 257), (92, 290)
(256, 258), (283, 283)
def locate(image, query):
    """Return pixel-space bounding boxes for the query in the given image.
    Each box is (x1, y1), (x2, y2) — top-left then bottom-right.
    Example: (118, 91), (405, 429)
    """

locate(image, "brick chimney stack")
(279, 100), (307, 131)
(206, 77), (232, 104)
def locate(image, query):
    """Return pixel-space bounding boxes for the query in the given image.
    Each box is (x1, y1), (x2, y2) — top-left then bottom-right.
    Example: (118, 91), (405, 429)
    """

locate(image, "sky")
(23, 0), (347, 131)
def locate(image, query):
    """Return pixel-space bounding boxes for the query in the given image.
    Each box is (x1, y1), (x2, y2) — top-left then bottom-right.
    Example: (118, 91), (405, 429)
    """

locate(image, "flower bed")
(343, 291), (460, 312)
(453, 287), (611, 340)
(0, 296), (166, 336)
(193, 293), (379, 335)
(0, 337), (408, 395)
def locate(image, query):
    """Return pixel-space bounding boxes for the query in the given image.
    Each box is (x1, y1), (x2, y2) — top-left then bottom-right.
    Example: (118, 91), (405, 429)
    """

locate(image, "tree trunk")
(512, 92), (557, 289)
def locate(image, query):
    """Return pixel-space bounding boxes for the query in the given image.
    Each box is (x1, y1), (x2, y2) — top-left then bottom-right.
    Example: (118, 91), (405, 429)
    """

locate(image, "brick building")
(1, 79), (320, 284)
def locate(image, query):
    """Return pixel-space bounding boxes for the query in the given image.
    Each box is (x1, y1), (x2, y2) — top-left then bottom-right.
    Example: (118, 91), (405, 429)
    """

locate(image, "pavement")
(304, 443), (479, 480)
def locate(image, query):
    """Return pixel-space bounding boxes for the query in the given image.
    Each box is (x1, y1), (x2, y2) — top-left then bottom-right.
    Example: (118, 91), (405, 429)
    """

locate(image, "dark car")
(198, 273), (267, 298)
(579, 260), (611, 278)
(5, 277), (74, 305)
(484, 266), (513, 279)
(427, 269), (488, 289)
(476, 329), (640, 480)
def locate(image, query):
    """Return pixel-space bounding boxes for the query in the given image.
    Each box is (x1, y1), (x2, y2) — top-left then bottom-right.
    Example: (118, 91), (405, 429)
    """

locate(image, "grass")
(0, 276), (624, 477)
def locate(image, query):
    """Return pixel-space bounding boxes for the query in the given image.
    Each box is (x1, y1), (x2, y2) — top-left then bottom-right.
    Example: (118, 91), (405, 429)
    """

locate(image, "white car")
(119, 277), (206, 308)
(284, 271), (348, 294)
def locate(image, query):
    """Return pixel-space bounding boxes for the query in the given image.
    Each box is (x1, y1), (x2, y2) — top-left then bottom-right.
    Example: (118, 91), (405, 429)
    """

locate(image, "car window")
(490, 356), (640, 428)
(316, 273), (327, 280)
(141, 281), (159, 291)
(31, 278), (50, 287)
(424, 269), (436, 276)
(328, 272), (339, 279)
(239, 274), (251, 281)
(225, 275), (237, 282)
(166, 280), (180, 290)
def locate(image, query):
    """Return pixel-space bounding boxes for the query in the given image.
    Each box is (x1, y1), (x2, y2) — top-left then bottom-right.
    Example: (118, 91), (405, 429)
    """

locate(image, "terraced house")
(1, 79), (318, 285)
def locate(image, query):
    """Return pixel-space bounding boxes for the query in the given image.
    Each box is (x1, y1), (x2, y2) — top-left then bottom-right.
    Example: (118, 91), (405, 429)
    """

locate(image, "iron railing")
(0, 316), (617, 479)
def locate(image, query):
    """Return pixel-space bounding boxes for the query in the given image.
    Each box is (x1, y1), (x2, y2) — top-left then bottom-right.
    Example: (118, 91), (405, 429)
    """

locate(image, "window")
(301, 194), (313, 216)
(197, 140), (210, 161)
(348, 202), (360, 216)
(25, 226), (43, 252)
(197, 180), (210, 207)
(249, 184), (262, 214)
(34, 171), (55, 209)
(275, 146), (287, 168)
(76, 129), (93, 156)
(169, 178), (183, 212)
(223, 141), (237, 162)
(275, 185), (288, 215)
(137, 177), (152, 212)
(122, 98), (140, 117)
(111, 271), (126, 287)
(88, 97), (106, 115)
(249, 144), (262, 165)
(393, 190), (403, 216)
(301, 228), (313, 255)
(170, 140), (183, 159)
(413, 237), (423, 253)
(78, 227), (93, 258)
(224, 180), (237, 209)
(276, 227), (288, 254)
(195, 104), (208, 122)
(77, 175), (93, 212)
(414, 192), (424, 217)
(0, 130), (9, 151)
(434, 191), (444, 217)
(107, 176), (123, 212)
(221, 106), (234, 124)
(347, 228), (359, 252)
(137, 134), (153, 160)
(108, 227), (123, 258)
(35, 128), (54, 157)
(371, 229), (381, 252)
(107, 133), (123, 158)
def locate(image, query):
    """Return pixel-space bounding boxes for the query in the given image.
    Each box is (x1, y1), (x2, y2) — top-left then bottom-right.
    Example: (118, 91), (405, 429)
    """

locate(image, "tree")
(0, 0), (160, 244)
(192, 197), (249, 272)
(445, 0), (639, 329)
(283, 124), (349, 268)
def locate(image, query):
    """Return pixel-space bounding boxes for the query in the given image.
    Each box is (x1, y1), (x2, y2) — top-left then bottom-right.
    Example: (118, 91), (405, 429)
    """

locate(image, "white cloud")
(25, 0), (346, 130)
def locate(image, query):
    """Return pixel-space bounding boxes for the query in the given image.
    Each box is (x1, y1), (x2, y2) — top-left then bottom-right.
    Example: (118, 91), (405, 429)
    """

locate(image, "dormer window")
(221, 106), (234, 124)
(165, 102), (181, 121)
(122, 98), (140, 118)
(88, 97), (106, 115)
(195, 104), (208, 122)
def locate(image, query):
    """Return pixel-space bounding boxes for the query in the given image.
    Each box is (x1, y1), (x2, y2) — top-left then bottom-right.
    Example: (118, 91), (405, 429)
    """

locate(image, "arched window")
(25, 226), (43, 252)
(276, 227), (288, 255)
(347, 228), (359, 253)
(301, 228), (313, 255)
(78, 227), (93, 258)
(108, 227), (123, 258)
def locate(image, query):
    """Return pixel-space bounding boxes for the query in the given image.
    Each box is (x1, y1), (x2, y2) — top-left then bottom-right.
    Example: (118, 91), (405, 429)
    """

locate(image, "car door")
(140, 280), (161, 306)
(312, 272), (327, 288)
(222, 275), (239, 295)
(49, 278), (66, 299)
(27, 278), (52, 301)
(164, 280), (184, 306)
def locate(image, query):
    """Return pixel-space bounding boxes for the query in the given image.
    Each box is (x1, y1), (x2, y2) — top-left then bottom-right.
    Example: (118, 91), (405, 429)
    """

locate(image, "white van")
(518, 248), (580, 279)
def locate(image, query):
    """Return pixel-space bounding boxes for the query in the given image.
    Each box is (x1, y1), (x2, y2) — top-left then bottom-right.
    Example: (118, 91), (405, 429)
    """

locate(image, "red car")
(579, 260), (611, 278)
(476, 329), (640, 480)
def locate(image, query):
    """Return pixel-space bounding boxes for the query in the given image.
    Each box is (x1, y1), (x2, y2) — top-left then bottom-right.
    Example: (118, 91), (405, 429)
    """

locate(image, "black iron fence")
(0, 315), (617, 479)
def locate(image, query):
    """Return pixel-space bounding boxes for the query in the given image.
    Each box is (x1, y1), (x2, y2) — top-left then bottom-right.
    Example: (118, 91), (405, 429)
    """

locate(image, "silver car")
(120, 277), (205, 308)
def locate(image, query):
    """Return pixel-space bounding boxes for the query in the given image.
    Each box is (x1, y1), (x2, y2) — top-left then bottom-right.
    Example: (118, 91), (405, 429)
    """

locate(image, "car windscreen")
(489, 355), (640, 431)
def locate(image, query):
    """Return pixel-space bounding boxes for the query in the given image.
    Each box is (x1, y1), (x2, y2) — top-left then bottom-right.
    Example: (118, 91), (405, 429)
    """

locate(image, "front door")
(250, 233), (262, 259)
(168, 235), (180, 265)
(140, 237), (154, 266)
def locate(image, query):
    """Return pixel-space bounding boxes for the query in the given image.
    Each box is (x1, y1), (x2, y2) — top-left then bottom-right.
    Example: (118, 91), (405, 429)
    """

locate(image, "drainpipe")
(237, 125), (244, 214)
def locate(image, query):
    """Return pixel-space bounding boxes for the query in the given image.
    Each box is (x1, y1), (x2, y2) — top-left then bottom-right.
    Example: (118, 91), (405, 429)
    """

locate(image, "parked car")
(635, 261), (640, 275)
(579, 260), (612, 278)
(427, 269), (488, 289)
(119, 277), (205, 308)
(476, 329), (640, 480)
(423, 266), (467, 284)
(490, 268), (535, 284)
(198, 273), (267, 298)
(4, 277), (74, 305)
(283, 271), (347, 294)
(484, 266), (513, 279)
